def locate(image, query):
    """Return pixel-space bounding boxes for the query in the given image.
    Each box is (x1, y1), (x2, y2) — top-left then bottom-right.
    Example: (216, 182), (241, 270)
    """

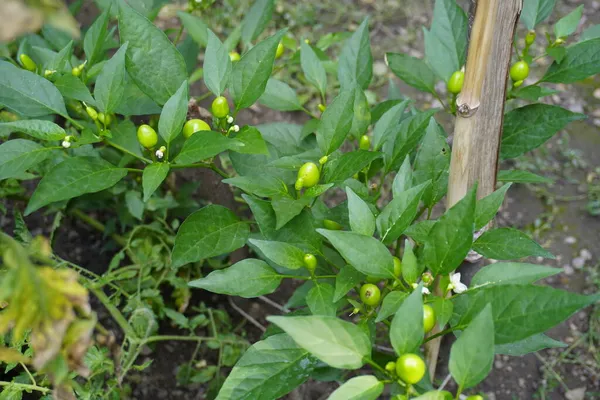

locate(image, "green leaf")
(177, 11), (208, 46)
(402, 240), (422, 285)
(404, 220), (436, 244)
(240, 0), (275, 45)
(393, 156), (413, 197)
(512, 85), (558, 102)
(349, 86), (371, 139)
(174, 131), (242, 164)
(497, 169), (553, 184)
(451, 285), (599, 344)
(0, 139), (54, 181)
(172, 205), (250, 268)
(267, 316), (371, 369)
(338, 18), (372, 90)
(25, 157), (127, 215)
(204, 30), (232, 97)
(307, 283), (336, 316)
(386, 53), (436, 93)
(249, 239), (306, 269)
(424, 0), (468, 81)
(372, 100), (409, 151)
(449, 304), (494, 389)
(413, 391), (453, 400)
(554, 5), (583, 38)
(346, 187), (375, 237)
(232, 126), (268, 155)
(500, 104), (585, 160)
(94, 42), (128, 114)
(375, 291), (408, 323)
(0, 60), (67, 118)
(541, 39), (600, 83)
(115, 73), (162, 116)
(300, 42), (327, 98)
(224, 175), (287, 197)
(125, 190), (144, 220)
(84, 8), (110, 66)
(333, 264), (365, 302)
(0, 120), (65, 141)
(158, 80), (188, 143)
(54, 74), (96, 105)
(108, 119), (143, 158)
(384, 109), (438, 172)
(118, 1), (187, 104)
(272, 196), (310, 230)
(412, 119), (450, 207)
(424, 186), (476, 275)
(474, 183), (511, 230)
(581, 24), (600, 42)
(230, 30), (285, 110)
(317, 89), (355, 155)
(521, 0), (556, 30)
(472, 228), (554, 260)
(324, 150), (382, 183)
(46, 40), (73, 73)
(142, 163), (169, 202)
(495, 333), (566, 356)
(216, 334), (318, 400)
(317, 229), (395, 279)
(390, 285), (423, 355)
(189, 259), (281, 297)
(377, 181), (430, 245)
(328, 375), (383, 400)
(471, 262), (561, 288)
(258, 79), (303, 111)
(430, 296), (454, 328)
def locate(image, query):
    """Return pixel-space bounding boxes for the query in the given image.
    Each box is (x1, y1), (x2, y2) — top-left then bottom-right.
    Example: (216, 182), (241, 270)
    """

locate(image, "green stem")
(174, 26), (184, 45)
(20, 363), (36, 386)
(106, 141), (152, 164)
(125, 168), (143, 173)
(301, 107), (319, 119)
(70, 209), (127, 247)
(423, 326), (460, 343)
(0, 381), (50, 394)
(195, 92), (213, 102)
(140, 335), (246, 346)
(170, 162), (230, 178)
(91, 288), (137, 339)
(364, 357), (390, 377)
(65, 115), (84, 130)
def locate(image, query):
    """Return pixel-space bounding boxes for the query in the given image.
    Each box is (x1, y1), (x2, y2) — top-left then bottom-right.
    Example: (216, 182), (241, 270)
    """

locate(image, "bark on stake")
(424, 0), (522, 381)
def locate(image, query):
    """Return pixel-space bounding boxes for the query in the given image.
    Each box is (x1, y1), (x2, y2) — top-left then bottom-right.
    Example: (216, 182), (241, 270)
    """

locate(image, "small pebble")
(572, 257), (585, 269)
(580, 249), (592, 260)
(563, 264), (575, 275)
(564, 236), (577, 244)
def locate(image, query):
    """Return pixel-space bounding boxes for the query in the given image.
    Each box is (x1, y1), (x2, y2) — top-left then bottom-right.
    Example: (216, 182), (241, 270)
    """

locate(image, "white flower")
(227, 116), (234, 124)
(449, 272), (468, 294)
(62, 140), (71, 148)
(233, 124), (240, 132)
(155, 149), (164, 159)
(422, 287), (430, 295)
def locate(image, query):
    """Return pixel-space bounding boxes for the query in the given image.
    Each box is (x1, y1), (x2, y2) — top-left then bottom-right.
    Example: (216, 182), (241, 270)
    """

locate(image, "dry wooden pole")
(425, 0), (522, 380)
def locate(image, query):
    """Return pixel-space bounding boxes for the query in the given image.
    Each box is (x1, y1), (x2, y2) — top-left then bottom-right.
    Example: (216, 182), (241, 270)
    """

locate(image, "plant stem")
(0, 381), (50, 394)
(364, 357), (390, 377)
(20, 363), (36, 386)
(105, 141), (152, 164)
(174, 26), (184, 45)
(91, 288), (137, 339)
(70, 209), (127, 247)
(170, 162), (230, 178)
(423, 326), (459, 343)
(140, 335), (246, 346)
(301, 107), (319, 119)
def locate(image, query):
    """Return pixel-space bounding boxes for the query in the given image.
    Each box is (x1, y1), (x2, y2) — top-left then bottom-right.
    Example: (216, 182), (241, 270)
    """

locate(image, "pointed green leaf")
(249, 239), (306, 269)
(54, 74), (96, 105)
(142, 163), (169, 202)
(373, 100), (409, 151)
(204, 30), (232, 97)
(172, 205), (250, 268)
(25, 157), (127, 215)
(402, 240), (422, 285)
(317, 229), (395, 279)
(300, 42), (327, 98)
(541, 39), (600, 83)
(449, 304), (494, 389)
(472, 228), (554, 260)
(390, 285), (423, 355)
(393, 156), (413, 197)
(375, 291), (408, 323)
(189, 259), (281, 297)
(471, 262), (561, 287)
(216, 334), (318, 400)
(177, 11), (208, 46)
(474, 183), (511, 230)
(267, 315), (371, 369)
(495, 333), (566, 356)
(554, 5), (583, 38)
(240, 0), (275, 45)
(386, 53), (436, 93)
(328, 375), (383, 400)
(334, 264), (365, 302)
(94, 43), (128, 114)
(258, 78), (303, 111)
(317, 89), (355, 155)
(0, 139), (54, 181)
(346, 187), (375, 237)
(497, 169), (553, 184)
(521, 0), (556, 29)
(413, 119), (450, 207)
(307, 283), (336, 316)
(158, 80), (188, 143)
(223, 175), (287, 198)
(323, 150), (382, 183)
(119, 1), (187, 104)
(174, 131), (242, 164)
(84, 8), (110, 66)
(0, 120), (65, 141)
(338, 18), (372, 90)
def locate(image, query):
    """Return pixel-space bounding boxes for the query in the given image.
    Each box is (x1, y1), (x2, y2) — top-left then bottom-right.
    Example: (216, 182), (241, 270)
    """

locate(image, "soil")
(2, 0), (599, 399)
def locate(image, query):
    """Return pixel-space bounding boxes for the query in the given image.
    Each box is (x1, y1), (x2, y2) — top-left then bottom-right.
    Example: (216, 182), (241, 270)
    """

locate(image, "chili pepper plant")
(0, 0), (599, 399)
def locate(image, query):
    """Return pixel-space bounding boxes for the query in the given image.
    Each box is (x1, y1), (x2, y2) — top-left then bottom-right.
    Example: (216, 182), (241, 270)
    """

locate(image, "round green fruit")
(275, 42), (285, 59)
(359, 135), (371, 150)
(137, 124), (158, 148)
(447, 70), (465, 95)
(510, 61), (529, 82)
(359, 283), (381, 306)
(303, 254), (317, 272)
(297, 162), (320, 188)
(183, 119), (211, 139)
(393, 256), (402, 277)
(229, 51), (241, 62)
(423, 304), (436, 333)
(211, 96), (230, 118)
(396, 353), (426, 384)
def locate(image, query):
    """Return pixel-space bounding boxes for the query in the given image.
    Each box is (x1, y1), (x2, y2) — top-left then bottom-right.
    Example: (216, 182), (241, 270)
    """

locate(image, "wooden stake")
(425, 0), (522, 380)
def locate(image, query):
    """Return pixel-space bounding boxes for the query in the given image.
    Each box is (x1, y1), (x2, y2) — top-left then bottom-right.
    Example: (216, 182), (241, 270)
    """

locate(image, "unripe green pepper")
(525, 31), (536, 45)
(19, 54), (37, 72)
(359, 135), (370, 150)
(447, 70), (465, 95)
(303, 254), (317, 272)
(297, 162), (320, 188)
